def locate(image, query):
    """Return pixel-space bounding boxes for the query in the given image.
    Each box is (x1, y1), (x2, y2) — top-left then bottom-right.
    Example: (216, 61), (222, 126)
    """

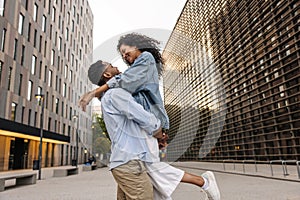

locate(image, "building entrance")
(8, 138), (29, 170)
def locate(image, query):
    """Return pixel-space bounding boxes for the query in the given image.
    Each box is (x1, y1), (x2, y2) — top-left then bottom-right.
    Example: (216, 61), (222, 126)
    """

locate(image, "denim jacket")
(107, 51), (169, 129)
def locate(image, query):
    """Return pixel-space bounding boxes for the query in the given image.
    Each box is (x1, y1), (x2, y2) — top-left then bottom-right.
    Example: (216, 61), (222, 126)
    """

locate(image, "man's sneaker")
(201, 171), (220, 200)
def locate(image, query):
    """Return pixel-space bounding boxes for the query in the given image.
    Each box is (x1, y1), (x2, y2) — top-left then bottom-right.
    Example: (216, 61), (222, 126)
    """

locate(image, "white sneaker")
(201, 171), (220, 200)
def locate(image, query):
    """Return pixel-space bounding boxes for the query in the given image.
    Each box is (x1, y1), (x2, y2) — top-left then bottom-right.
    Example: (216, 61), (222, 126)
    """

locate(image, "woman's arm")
(106, 52), (153, 93)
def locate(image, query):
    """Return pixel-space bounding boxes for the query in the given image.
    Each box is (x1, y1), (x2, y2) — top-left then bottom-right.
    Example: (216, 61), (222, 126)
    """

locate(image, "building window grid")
(0, 1), (94, 169)
(163, 0), (300, 161)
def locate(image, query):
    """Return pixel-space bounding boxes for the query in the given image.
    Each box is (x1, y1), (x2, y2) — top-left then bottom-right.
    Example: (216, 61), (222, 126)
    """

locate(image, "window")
(48, 70), (52, 86)
(39, 61), (42, 78)
(67, 12), (70, 24)
(28, 109), (31, 125)
(52, 7), (56, 21)
(21, 106), (25, 123)
(58, 16), (61, 29)
(1, 28), (6, 52)
(0, 0), (5, 16)
(65, 28), (68, 41)
(61, 102), (64, 117)
(27, 23), (31, 41)
(27, 80), (33, 101)
(55, 98), (59, 114)
(39, 35), (42, 52)
(49, 25), (52, 39)
(7, 67), (12, 90)
(64, 65), (68, 78)
(58, 37), (62, 51)
(31, 55), (36, 74)
(69, 107), (72, 120)
(33, 29), (37, 47)
(44, 65), (47, 82)
(71, 20), (74, 32)
(18, 74), (22, 95)
(37, 86), (42, 96)
(24, 0), (28, 10)
(34, 111), (37, 127)
(45, 92), (48, 109)
(11, 102), (17, 121)
(21, 45), (25, 65)
(18, 13), (24, 34)
(33, 3), (38, 21)
(279, 85), (285, 97)
(69, 70), (72, 83)
(48, 117), (51, 130)
(44, 40), (47, 55)
(0, 61), (2, 85)
(13, 39), (17, 60)
(42, 15), (46, 32)
(63, 83), (66, 97)
(51, 49), (55, 65)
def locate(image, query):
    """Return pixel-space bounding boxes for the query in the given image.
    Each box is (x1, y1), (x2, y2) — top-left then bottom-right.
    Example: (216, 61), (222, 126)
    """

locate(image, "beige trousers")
(111, 160), (153, 200)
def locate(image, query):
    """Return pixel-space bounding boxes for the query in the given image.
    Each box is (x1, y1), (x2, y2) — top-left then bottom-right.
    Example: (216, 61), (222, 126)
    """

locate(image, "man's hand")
(153, 128), (169, 149)
(153, 127), (163, 139)
(158, 132), (169, 149)
(78, 91), (96, 111)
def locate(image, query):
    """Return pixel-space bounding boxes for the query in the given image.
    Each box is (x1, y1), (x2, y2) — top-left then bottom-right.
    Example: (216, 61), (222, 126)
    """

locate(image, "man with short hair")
(88, 60), (163, 200)
(85, 60), (221, 200)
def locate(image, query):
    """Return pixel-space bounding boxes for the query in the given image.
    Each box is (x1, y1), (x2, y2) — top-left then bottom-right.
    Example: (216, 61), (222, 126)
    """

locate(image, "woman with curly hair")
(80, 32), (169, 138)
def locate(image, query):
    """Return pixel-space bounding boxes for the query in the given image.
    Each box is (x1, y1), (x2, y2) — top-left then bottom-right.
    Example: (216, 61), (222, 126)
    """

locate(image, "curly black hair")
(117, 33), (165, 77)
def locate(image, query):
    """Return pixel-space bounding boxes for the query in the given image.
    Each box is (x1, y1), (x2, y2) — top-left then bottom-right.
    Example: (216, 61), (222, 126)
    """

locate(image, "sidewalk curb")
(172, 164), (300, 183)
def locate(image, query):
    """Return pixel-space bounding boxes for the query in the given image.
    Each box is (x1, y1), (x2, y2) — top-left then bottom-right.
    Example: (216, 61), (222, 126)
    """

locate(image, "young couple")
(79, 33), (220, 200)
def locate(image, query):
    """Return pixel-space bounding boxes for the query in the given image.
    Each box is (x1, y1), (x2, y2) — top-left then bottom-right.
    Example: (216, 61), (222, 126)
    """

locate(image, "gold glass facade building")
(0, 0), (93, 171)
(163, 0), (300, 161)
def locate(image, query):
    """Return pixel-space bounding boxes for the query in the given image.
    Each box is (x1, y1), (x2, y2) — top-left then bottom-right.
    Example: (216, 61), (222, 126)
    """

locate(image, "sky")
(87, 0), (187, 106)
(88, 0), (187, 49)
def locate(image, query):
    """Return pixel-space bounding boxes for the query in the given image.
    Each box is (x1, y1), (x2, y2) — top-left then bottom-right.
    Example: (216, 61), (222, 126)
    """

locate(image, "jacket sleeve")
(106, 52), (153, 93)
(110, 89), (161, 135)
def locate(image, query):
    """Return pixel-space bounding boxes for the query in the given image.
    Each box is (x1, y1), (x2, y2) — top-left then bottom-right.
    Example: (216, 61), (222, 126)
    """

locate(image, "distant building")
(0, 0), (94, 171)
(163, 0), (300, 162)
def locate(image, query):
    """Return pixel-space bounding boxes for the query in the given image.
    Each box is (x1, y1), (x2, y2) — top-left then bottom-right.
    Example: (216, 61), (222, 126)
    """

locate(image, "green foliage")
(92, 113), (111, 155)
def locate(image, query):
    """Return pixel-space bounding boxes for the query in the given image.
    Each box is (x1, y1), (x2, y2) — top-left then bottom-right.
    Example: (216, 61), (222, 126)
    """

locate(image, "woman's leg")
(181, 172), (205, 187)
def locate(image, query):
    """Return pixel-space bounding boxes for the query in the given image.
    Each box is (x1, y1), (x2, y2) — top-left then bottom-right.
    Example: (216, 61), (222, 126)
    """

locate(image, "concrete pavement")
(0, 163), (299, 200)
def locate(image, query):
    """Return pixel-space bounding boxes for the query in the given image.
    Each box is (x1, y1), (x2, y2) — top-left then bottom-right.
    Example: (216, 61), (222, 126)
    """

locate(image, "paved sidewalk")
(0, 163), (299, 200)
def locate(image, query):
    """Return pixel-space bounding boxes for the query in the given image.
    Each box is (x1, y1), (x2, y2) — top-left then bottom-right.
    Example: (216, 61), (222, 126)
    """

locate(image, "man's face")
(119, 44), (141, 65)
(103, 62), (120, 77)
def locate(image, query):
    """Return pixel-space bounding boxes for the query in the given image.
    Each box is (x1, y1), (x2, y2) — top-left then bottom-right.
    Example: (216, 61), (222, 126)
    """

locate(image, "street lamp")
(35, 94), (44, 180)
(72, 115), (79, 167)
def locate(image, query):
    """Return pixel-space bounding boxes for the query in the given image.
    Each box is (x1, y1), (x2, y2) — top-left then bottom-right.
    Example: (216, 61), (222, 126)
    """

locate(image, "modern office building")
(163, 0), (300, 162)
(0, 0), (94, 171)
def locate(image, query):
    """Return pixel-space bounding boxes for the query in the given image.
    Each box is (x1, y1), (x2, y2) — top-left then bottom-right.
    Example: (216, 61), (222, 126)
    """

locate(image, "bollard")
(282, 160), (289, 177)
(296, 161), (300, 179)
(254, 160), (257, 172)
(270, 161), (274, 176)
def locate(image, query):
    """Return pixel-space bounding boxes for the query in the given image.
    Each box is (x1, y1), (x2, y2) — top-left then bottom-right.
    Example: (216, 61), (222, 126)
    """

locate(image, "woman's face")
(119, 44), (141, 65)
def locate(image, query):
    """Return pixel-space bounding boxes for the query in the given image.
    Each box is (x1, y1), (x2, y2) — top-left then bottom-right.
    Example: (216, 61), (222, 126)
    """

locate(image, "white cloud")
(88, 0), (186, 48)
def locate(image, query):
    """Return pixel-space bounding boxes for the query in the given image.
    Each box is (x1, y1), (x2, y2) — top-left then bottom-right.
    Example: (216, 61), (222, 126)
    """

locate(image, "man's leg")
(116, 185), (126, 200)
(112, 160), (153, 200)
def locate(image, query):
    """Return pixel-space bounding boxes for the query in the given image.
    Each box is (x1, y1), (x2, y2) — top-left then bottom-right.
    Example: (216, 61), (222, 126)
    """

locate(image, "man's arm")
(110, 88), (162, 136)
(78, 84), (109, 111)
